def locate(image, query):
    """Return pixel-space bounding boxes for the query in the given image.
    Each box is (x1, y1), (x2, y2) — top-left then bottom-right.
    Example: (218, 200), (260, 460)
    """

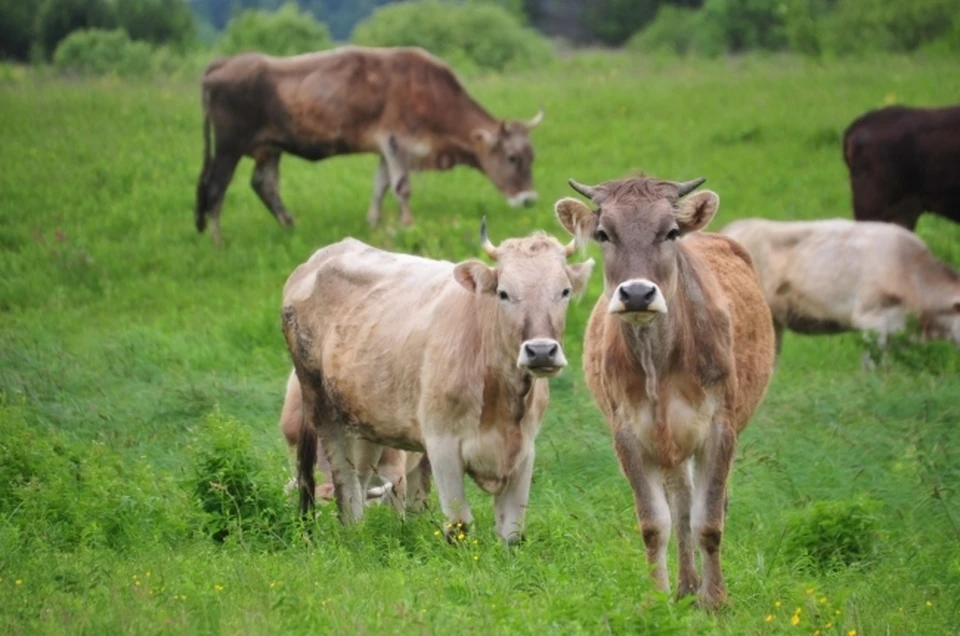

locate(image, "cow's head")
(554, 175), (716, 325)
(920, 297), (960, 347)
(453, 217), (594, 377)
(471, 110), (543, 208)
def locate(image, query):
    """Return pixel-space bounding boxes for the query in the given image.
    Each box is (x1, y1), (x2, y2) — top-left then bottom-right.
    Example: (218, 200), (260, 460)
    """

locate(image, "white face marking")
(507, 191), (538, 207)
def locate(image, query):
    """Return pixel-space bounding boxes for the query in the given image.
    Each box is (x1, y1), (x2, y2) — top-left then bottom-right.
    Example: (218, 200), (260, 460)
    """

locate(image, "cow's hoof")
(443, 520), (470, 544)
(696, 587), (727, 611)
(280, 215), (296, 229)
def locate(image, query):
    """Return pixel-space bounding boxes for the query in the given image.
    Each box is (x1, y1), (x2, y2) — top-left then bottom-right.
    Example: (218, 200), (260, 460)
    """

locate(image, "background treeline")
(1, 0), (958, 78)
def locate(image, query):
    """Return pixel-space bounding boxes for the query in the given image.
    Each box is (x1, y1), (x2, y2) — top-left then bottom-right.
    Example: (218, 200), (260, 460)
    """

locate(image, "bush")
(0, 0), (39, 61)
(36, 0), (116, 59)
(219, 3), (333, 57)
(53, 28), (153, 77)
(585, 0), (659, 46)
(186, 408), (297, 547)
(782, 499), (881, 571)
(114, 0), (195, 50)
(352, 0), (554, 73)
(0, 394), (192, 551)
(821, 0), (958, 56)
(628, 6), (722, 56)
(700, 0), (789, 53)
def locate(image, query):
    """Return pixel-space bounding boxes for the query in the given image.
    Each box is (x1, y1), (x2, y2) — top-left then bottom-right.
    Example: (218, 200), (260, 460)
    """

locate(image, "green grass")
(2, 53), (959, 633)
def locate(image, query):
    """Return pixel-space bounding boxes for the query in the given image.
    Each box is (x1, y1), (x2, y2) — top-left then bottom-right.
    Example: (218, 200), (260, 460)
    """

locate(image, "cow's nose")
(517, 338), (567, 375)
(619, 281), (658, 311)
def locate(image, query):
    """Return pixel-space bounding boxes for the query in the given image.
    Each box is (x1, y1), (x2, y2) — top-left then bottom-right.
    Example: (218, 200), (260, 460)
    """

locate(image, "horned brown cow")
(282, 220), (593, 543)
(844, 105), (960, 231)
(196, 46), (543, 244)
(555, 175), (775, 609)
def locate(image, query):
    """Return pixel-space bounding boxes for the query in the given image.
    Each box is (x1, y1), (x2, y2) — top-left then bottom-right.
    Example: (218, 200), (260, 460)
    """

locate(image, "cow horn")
(563, 236), (578, 258)
(480, 216), (498, 260)
(568, 178), (598, 200)
(526, 109), (544, 130)
(675, 177), (706, 197)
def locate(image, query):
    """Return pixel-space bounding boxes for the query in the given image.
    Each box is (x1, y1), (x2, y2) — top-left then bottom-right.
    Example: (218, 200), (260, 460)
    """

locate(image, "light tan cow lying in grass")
(556, 175), (775, 609)
(281, 220), (593, 544)
(720, 218), (960, 357)
(278, 369), (430, 511)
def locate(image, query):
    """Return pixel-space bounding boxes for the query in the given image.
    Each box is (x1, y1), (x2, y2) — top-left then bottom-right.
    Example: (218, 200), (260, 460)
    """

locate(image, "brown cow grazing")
(196, 46), (543, 244)
(844, 105), (960, 231)
(278, 369), (430, 511)
(555, 176), (775, 609)
(720, 218), (960, 357)
(282, 220), (593, 543)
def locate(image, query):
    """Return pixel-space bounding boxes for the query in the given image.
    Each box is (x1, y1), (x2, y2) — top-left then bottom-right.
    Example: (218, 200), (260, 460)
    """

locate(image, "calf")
(556, 175), (775, 608)
(721, 218), (960, 354)
(282, 221), (593, 543)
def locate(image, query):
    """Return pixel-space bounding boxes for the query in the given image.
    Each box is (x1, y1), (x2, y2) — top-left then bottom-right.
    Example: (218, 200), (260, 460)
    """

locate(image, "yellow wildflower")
(457, 533), (465, 541)
(434, 530), (441, 536)
(848, 630), (856, 636)
(814, 631), (821, 636)
(765, 615), (773, 623)
(145, 571), (150, 577)
(806, 588), (814, 595)
(826, 622), (833, 629)
(925, 601), (932, 607)
(473, 555), (479, 561)
(135, 580), (141, 587)
(16, 580), (22, 586)
(819, 596), (827, 605)
(835, 610), (841, 616)
(214, 584), (223, 592)
(791, 614), (800, 626)
(775, 600), (782, 608)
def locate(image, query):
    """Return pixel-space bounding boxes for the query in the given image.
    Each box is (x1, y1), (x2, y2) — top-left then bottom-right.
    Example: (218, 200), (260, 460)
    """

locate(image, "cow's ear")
(566, 258), (595, 298)
(454, 259), (498, 295)
(675, 190), (719, 235)
(471, 128), (498, 152)
(555, 197), (598, 243)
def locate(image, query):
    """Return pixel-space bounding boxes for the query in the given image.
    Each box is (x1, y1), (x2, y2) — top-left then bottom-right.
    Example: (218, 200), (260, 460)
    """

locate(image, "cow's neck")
(475, 296), (534, 426)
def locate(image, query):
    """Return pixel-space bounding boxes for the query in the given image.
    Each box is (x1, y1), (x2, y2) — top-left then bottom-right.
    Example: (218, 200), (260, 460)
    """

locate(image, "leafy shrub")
(820, 0), (958, 56)
(0, 394), (193, 551)
(36, 0), (116, 59)
(700, 0), (789, 53)
(782, 499), (881, 571)
(219, 3), (333, 57)
(0, 0), (39, 61)
(114, 0), (195, 50)
(53, 28), (153, 77)
(627, 6), (722, 57)
(187, 408), (296, 547)
(585, 0), (659, 46)
(352, 0), (554, 73)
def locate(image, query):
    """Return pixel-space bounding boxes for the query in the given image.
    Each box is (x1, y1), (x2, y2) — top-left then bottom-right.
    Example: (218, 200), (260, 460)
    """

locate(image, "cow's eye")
(498, 289), (510, 301)
(666, 228), (680, 241)
(595, 229), (610, 243)
(507, 154), (519, 165)
(561, 288), (572, 299)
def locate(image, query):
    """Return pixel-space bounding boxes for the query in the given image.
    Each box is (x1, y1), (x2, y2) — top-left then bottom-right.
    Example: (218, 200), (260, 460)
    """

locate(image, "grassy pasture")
(1, 54), (959, 634)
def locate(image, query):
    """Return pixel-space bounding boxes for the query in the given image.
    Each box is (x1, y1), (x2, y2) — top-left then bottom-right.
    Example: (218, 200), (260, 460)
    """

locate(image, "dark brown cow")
(844, 104), (960, 231)
(555, 175), (775, 609)
(196, 46), (543, 244)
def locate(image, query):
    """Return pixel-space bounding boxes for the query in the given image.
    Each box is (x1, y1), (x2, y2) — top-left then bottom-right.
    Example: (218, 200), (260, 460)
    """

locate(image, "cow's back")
(685, 233), (775, 432)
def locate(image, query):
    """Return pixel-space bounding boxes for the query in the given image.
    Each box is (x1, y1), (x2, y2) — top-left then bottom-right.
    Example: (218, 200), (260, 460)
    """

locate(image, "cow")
(196, 46), (543, 244)
(554, 175), (775, 609)
(281, 219), (594, 544)
(278, 368), (430, 511)
(720, 218), (960, 358)
(843, 104), (960, 231)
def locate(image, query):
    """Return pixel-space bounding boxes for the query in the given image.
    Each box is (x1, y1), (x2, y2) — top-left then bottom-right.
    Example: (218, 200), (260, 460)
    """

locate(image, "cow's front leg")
(665, 461), (699, 598)
(425, 435), (472, 540)
(691, 419), (737, 610)
(379, 136), (413, 226)
(321, 425), (365, 525)
(494, 449), (534, 546)
(367, 156), (390, 227)
(614, 426), (671, 593)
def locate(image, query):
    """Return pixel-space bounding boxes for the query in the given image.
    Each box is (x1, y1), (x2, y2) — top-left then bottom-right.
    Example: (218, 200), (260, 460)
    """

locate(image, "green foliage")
(627, 6), (720, 56)
(0, 0), (39, 61)
(187, 409), (297, 547)
(352, 0), (553, 73)
(861, 315), (960, 374)
(53, 28), (153, 77)
(219, 3), (333, 56)
(782, 499), (881, 571)
(36, 0), (116, 59)
(820, 0), (958, 56)
(114, 0), (195, 50)
(585, 0), (659, 46)
(700, 0), (788, 53)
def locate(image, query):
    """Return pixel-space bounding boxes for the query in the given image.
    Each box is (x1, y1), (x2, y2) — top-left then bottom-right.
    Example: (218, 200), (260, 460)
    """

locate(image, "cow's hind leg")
(366, 156), (390, 227)
(405, 454), (431, 513)
(321, 426), (366, 525)
(691, 421), (737, 610)
(666, 461), (699, 599)
(494, 449), (534, 546)
(379, 136), (413, 226)
(251, 150), (295, 228)
(197, 150), (241, 246)
(614, 427), (672, 593)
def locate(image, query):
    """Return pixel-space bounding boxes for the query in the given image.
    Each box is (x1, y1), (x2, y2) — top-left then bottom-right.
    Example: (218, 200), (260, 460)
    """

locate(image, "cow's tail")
(297, 413), (318, 516)
(195, 85), (214, 233)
